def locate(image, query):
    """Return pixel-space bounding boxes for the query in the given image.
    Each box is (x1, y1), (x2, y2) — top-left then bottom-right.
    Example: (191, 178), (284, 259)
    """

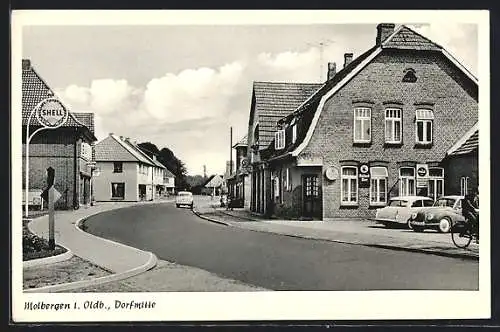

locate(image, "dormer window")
(275, 130), (285, 150)
(403, 68), (417, 83)
(292, 124), (297, 143)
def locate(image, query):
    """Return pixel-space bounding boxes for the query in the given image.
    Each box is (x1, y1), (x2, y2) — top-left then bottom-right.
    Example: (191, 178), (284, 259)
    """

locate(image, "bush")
(23, 220), (66, 261)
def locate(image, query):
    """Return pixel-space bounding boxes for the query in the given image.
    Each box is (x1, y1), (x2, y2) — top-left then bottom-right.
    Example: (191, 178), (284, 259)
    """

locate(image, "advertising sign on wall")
(416, 163), (429, 188)
(358, 163), (370, 188)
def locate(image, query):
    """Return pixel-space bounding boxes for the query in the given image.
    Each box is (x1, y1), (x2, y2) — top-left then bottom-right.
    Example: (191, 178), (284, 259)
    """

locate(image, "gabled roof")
(269, 24), (478, 160)
(250, 81), (322, 149)
(163, 168), (175, 178)
(22, 59), (96, 140)
(125, 140), (166, 169)
(446, 122), (479, 156)
(95, 134), (157, 165)
(232, 134), (248, 148)
(205, 174), (224, 188)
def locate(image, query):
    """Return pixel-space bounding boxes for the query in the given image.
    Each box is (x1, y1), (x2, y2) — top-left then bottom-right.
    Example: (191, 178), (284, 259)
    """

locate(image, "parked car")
(375, 196), (434, 229)
(408, 195), (465, 233)
(176, 191), (194, 208)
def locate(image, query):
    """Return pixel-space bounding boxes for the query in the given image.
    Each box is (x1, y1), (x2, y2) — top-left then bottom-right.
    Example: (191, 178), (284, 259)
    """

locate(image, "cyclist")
(462, 190), (479, 242)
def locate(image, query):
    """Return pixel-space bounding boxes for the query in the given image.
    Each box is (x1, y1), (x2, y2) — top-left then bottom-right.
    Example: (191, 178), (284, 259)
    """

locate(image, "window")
(353, 107), (371, 143)
(428, 167), (444, 201)
(411, 200), (423, 207)
(285, 168), (290, 191)
(113, 162), (123, 173)
(423, 200), (434, 207)
(275, 129), (285, 150)
(304, 175), (319, 197)
(460, 176), (469, 196)
(399, 167), (415, 196)
(292, 124), (297, 144)
(385, 108), (402, 143)
(403, 68), (417, 83)
(341, 166), (358, 205)
(370, 167), (388, 205)
(415, 109), (434, 144)
(111, 182), (125, 199)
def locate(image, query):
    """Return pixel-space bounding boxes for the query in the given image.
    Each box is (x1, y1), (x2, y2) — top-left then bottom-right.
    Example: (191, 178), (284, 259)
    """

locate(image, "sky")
(21, 18), (478, 175)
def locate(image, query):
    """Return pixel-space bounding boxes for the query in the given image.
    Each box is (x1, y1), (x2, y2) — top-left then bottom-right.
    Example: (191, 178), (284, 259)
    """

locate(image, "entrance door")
(303, 175), (319, 218)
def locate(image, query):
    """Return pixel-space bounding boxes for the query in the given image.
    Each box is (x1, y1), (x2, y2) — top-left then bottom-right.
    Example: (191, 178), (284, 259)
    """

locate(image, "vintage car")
(175, 191), (194, 208)
(375, 196), (434, 228)
(408, 195), (465, 233)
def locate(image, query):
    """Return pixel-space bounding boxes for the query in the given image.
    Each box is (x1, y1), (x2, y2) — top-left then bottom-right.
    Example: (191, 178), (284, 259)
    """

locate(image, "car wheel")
(176, 204), (180, 208)
(407, 219), (413, 230)
(438, 217), (452, 233)
(413, 226), (424, 232)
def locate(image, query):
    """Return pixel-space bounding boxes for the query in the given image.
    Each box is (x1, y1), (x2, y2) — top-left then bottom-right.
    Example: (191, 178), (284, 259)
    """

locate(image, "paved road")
(83, 202), (478, 291)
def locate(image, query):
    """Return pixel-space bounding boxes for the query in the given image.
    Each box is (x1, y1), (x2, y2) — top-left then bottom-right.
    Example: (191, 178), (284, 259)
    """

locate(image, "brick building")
(22, 59), (97, 210)
(443, 122), (478, 197)
(250, 24), (478, 220)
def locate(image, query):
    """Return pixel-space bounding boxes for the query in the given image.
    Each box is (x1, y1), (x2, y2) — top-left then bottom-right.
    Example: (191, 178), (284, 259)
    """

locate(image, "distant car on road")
(176, 191), (193, 208)
(375, 196), (434, 229)
(409, 195), (465, 233)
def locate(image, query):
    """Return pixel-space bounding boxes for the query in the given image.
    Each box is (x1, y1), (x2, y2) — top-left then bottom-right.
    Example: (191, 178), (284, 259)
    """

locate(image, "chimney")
(125, 137), (130, 141)
(22, 59), (31, 70)
(376, 23), (395, 45)
(343, 53), (353, 68)
(327, 62), (336, 80)
(119, 135), (124, 140)
(109, 132), (114, 136)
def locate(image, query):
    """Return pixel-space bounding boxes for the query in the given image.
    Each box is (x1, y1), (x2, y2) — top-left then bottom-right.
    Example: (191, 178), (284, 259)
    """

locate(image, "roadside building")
(247, 81), (323, 215)
(163, 168), (176, 195)
(22, 59), (97, 210)
(93, 134), (167, 202)
(256, 23), (478, 220)
(226, 135), (251, 208)
(443, 122), (478, 197)
(204, 174), (224, 196)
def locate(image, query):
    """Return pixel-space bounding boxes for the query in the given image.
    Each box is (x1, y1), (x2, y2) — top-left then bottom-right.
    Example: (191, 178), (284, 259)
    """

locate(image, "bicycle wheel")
(451, 221), (473, 248)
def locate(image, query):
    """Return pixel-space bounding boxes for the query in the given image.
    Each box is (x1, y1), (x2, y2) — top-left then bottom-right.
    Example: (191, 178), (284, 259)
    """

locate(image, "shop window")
(370, 167), (388, 206)
(415, 109), (434, 145)
(275, 130), (285, 150)
(385, 108), (402, 144)
(428, 168), (444, 201)
(113, 162), (123, 173)
(111, 182), (125, 199)
(461, 176), (469, 196)
(399, 167), (415, 196)
(353, 107), (371, 143)
(341, 166), (358, 205)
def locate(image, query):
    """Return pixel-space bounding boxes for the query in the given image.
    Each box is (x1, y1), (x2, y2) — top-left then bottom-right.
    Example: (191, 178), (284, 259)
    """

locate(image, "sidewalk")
(27, 200), (164, 274)
(25, 199), (266, 292)
(193, 196), (479, 260)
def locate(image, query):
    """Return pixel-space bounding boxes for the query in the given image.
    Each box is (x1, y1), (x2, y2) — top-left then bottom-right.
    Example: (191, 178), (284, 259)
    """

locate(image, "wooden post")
(48, 186), (55, 250)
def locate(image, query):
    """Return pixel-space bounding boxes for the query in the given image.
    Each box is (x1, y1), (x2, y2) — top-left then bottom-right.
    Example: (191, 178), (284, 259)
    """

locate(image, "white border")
(12, 10), (490, 322)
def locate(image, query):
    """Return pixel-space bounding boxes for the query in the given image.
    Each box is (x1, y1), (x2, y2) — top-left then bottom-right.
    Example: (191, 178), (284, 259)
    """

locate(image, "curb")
(24, 204), (160, 293)
(23, 246), (73, 269)
(192, 208), (231, 226)
(193, 208), (478, 261)
(24, 252), (157, 293)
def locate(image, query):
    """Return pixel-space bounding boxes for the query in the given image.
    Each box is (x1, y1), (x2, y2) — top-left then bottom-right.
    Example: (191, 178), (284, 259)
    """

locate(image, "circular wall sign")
(325, 166), (339, 181)
(417, 167), (427, 177)
(35, 98), (68, 129)
(360, 164), (369, 174)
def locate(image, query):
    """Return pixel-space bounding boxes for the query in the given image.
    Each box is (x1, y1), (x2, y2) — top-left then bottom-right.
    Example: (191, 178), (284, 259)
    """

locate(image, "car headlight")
(426, 213), (434, 220)
(411, 212), (417, 219)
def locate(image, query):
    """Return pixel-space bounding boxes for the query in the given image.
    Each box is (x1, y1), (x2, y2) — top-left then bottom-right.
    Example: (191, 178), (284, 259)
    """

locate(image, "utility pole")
(203, 165), (207, 179)
(229, 127), (233, 175)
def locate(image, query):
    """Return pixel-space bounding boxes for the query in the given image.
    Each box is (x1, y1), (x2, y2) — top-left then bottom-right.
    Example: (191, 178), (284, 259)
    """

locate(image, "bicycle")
(451, 219), (479, 249)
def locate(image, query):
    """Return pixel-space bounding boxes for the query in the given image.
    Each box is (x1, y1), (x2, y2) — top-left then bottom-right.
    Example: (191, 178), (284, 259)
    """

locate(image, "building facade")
(227, 135), (251, 208)
(249, 24), (478, 220)
(22, 59), (97, 210)
(93, 134), (169, 202)
(247, 81), (322, 216)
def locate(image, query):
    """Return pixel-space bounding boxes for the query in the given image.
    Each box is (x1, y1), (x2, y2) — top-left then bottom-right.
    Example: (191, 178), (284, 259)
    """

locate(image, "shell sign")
(35, 98), (68, 128)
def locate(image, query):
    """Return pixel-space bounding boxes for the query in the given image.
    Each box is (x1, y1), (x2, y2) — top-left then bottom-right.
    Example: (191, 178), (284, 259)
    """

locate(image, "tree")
(138, 142), (189, 191)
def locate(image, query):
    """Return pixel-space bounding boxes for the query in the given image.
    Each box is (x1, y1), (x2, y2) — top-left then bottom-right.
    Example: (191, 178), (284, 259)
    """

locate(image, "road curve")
(83, 202), (478, 291)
